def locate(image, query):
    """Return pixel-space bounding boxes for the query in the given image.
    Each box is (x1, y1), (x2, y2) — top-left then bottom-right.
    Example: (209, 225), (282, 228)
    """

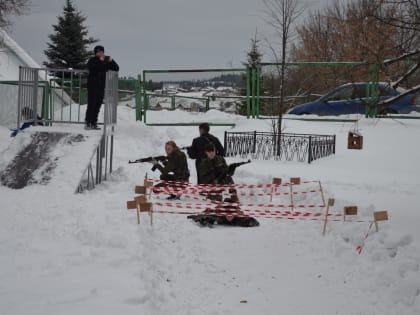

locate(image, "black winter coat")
(187, 133), (225, 162)
(87, 56), (119, 92)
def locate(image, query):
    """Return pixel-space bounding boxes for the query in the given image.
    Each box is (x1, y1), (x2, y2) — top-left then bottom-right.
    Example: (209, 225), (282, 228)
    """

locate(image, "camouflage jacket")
(156, 149), (190, 181)
(199, 155), (233, 185)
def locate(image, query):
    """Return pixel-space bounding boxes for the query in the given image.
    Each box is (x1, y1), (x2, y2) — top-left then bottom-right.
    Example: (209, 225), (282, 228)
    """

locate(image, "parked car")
(287, 82), (418, 115)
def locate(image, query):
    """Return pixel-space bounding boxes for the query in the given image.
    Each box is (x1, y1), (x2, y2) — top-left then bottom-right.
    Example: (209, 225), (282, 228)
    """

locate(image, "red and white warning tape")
(147, 178), (319, 189)
(356, 221), (374, 254)
(152, 208), (372, 223)
(152, 186), (320, 196)
(154, 201), (326, 209)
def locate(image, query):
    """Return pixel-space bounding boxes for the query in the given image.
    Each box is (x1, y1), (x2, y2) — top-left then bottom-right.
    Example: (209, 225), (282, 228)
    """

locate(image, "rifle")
(227, 159), (251, 176)
(215, 159), (251, 183)
(128, 155), (167, 171)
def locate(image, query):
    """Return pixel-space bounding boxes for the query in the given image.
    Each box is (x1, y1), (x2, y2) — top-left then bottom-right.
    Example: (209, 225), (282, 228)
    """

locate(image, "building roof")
(0, 30), (41, 80)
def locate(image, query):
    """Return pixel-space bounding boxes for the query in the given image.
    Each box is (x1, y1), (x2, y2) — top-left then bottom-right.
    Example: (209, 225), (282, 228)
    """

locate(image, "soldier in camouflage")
(199, 143), (239, 202)
(153, 141), (190, 200)
(199, 143), (232, 186)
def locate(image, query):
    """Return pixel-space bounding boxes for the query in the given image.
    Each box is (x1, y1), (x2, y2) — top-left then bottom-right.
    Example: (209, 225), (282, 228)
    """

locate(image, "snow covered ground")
(1, 105), (420, 315)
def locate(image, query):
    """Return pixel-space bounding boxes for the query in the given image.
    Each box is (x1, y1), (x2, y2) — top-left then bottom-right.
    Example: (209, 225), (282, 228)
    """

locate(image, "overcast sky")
(10, 0), (324, 77)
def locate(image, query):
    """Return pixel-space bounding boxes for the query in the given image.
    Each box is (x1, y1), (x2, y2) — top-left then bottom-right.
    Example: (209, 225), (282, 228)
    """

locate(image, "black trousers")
(85, 88), (104, 125)
(195, 159), (202, 184)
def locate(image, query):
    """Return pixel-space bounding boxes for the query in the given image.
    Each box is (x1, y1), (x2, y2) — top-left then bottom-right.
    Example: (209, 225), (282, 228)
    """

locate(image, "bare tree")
(370, 0), (420, 99)
(263, 0), (305, 155)
(371, 0), (420, 33)
(290, 0), (419, 100)
(0, 0), (30, 29)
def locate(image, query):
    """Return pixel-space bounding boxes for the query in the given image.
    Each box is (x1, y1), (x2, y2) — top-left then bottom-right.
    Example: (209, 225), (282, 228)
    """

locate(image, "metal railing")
(224, 131), (335, 163)
(77, 70), (119, 192)
(17, 66), (119, 192)
(17, 66), (88, 127)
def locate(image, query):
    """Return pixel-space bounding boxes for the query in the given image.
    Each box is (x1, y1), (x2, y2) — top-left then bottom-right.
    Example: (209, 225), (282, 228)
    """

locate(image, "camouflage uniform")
(199, 155), (236, 202)
(156, 149), (190, 182)
(187, 133), (225, 184)
(199, 155), (232, 185)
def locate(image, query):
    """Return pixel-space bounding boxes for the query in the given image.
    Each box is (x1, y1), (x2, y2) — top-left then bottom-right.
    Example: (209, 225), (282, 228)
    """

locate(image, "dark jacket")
(187, 133), (225, 162)
(199, 155), (233, 185)
(87, 56), (119, 91)
(156, 149), (190, 181)
(10, 116), (44, 137)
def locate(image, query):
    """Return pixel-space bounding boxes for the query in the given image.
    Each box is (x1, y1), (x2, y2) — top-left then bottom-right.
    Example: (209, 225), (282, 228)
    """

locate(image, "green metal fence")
(135, 61), (384, 123)
(138, 68), (253, 123)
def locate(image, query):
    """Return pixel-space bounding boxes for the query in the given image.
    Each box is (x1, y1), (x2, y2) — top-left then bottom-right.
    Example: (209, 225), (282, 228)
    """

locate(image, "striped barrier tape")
(154, 201), (326, 209)
(356, 221), (374, 254)
(152, 186), (321, 196)
(154, 203), (338, 219)
(152, 208), (372, 223)
(147, 178), (319, 189)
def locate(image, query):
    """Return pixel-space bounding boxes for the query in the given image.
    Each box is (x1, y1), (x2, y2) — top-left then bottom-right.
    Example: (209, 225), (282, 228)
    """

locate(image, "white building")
(0, 30), (70, 128)
(0, 30), (41, 127)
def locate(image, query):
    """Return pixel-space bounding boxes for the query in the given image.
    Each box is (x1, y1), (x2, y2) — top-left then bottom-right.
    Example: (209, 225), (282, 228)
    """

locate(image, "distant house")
(221, 100), (240, 114)
(190, 102), (203, 112)
(216, 86), (234, 92)
(162, 83), (179, 94)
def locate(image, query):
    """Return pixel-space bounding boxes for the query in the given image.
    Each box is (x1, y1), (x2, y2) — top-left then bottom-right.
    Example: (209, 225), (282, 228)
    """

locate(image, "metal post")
(104, 135), (108, 180)
(308, 136), (313, 164)
(142, 71), (147, 122)
(246, 67), (251, 119)
(69, 70), (73, 121)
(256, 64), (261, 118)
(33, 69), (39, 125)
(251, 67), (256, 118)
(60, 71), (65, 121)
(96, 147), (100, 184)
(253, 130), (257, 154)
(224, 131), (227, 155)
(17, 67), (22, 129)
(77, 73), (82, 122)
(135, 76), (142, 121)
(110, 130), (114, 173)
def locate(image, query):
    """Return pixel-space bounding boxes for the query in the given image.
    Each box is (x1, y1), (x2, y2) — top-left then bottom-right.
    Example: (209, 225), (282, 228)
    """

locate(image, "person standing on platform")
(85, 45), (119, 130)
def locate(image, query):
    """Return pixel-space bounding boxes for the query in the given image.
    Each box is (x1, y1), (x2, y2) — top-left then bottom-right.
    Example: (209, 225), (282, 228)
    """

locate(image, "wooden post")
(144, 174), (153, 197)
(322, 198), (335, 236)
(135, 185), (147, 194)
(135, 195), (147, 203)
(343, 206), (358, 221)
(373, 211), (388, 232)
(289, 177), (300, 212)
(136, 202), (141, 224)
(318, 181), (326, 207)
(133, 194), (150, 225)
(270, 178), (282, 202)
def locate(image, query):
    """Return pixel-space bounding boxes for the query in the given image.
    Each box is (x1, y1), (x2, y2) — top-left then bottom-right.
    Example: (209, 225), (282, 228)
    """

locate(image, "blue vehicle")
(287, 82), (418, 115)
